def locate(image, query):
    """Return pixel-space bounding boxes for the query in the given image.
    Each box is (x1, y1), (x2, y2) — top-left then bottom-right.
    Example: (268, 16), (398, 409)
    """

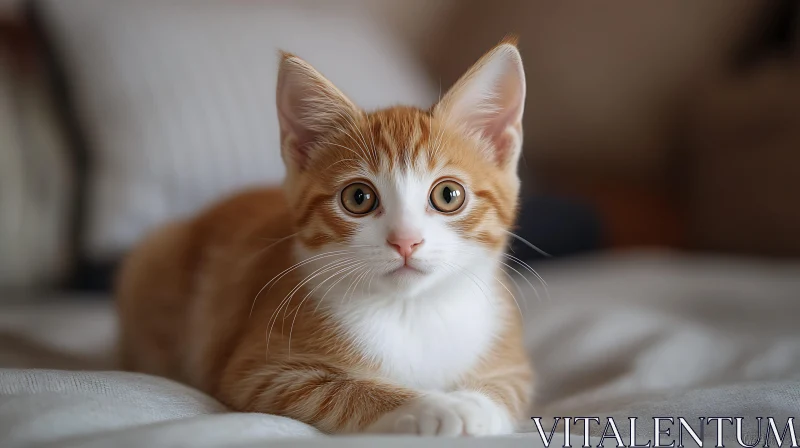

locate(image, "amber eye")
(430, 180), (466, 213)
(341, 183), (379, 215)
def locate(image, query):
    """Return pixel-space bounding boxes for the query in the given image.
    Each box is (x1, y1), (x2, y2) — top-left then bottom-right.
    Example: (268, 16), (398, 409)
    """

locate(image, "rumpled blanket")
(1, 250), (799, 448)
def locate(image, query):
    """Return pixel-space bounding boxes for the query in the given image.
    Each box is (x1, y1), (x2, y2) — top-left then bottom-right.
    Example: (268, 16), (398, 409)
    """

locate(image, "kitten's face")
(287, 109), (519, 293)
(276, 41), (525, 297)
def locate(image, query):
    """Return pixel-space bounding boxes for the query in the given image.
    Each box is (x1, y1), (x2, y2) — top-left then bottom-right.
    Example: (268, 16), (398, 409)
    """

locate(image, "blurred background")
(1, 1), (800, 440)
(1, 0), (798, 295)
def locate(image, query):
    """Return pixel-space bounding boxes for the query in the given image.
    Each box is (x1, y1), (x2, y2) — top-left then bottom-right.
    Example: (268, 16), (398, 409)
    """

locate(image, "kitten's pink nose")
(387, 233), (423, 258)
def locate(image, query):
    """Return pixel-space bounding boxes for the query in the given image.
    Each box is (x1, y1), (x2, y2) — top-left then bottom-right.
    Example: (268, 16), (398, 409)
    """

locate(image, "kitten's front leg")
(233, 364), (419, 434)
(233, 364), (518, 436)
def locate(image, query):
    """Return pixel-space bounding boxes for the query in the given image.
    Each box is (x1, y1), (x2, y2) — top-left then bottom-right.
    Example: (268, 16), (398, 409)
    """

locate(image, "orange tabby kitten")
(116, 39), (533, 436)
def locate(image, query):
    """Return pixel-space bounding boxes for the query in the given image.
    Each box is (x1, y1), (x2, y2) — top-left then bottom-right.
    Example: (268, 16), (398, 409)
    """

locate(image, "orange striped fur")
(116, 40), (533, 436)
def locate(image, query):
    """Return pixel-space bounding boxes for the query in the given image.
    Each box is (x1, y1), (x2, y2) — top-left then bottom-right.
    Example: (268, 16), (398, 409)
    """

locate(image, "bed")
(2, 250), (799, 448)
(2, 2), (799, 446)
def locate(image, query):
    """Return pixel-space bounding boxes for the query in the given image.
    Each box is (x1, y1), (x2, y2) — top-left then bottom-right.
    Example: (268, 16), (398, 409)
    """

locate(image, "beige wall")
(685, 62), (800, 257)
(413, 0), (762, 183)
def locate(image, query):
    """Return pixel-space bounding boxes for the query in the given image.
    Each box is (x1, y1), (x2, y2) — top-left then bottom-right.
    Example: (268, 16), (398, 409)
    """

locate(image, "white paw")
(365, 391), (514, 436)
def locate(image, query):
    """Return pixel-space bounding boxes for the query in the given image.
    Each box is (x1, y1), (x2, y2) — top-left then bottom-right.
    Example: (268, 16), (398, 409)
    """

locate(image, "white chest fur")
(324, 273), (503, 391)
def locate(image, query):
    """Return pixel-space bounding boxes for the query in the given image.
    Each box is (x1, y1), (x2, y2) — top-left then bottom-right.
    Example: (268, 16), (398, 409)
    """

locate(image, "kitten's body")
(117, 41), (534, 436)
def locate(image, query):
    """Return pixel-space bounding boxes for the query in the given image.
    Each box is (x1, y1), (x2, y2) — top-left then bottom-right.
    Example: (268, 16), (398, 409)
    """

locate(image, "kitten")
(116, 38), (533, 436)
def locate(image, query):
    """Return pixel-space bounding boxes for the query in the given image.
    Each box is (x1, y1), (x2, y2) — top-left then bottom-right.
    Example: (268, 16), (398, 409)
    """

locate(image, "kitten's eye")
(430, 180), (466, 213)
(341, 183), (379, 215)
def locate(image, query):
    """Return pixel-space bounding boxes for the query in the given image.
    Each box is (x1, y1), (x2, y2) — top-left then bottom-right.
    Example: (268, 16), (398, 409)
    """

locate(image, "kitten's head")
(277, 39), (525, 297)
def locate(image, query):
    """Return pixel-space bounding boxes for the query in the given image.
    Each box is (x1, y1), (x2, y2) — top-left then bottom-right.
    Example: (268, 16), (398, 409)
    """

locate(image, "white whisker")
(339, 109), (374, 166)
(327, 158), (361, 170)
(313, 262), (368, 315)
(250, 249), (355, 318)
(285, 258), (367, 354)
(266, 257), (360, 355)
(317, 123), (370, 164)
(503, 230), (552, 258)
(341, 264), (368, 307)
(502, 253), (550, 302)
(365, 114), (379, 167)
(435, 245), (546, 307)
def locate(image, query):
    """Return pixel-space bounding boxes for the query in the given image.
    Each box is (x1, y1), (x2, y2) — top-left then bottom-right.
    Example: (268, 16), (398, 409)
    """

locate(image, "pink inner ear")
(278, 107), (315, 170)
(482, 105), (523, 167)
(276, 55), (361, 172)
(490, 127), (515, 167)
(283, 136), (310, 170)
(434, 44), (526, 169)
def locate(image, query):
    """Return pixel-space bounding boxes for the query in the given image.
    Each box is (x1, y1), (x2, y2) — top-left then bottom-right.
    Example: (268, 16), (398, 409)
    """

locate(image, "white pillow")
(37, 0), (437, 261)
(0, 47), (72, 290)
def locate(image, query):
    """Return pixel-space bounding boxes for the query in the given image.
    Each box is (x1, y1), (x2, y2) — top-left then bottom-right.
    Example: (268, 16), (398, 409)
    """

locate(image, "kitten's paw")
(365, 391), (514, 436)
(447, 390), (515, 436)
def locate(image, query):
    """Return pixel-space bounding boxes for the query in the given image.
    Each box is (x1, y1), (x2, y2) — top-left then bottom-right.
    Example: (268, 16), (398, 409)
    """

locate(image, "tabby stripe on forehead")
(409, 118), (431, 164)
(359, 118), (381, 172)
(378, 123), (398, 171)
(367, 119), (383, 162)
(426, 148), (440, 171)
(396, 130), (412, 171)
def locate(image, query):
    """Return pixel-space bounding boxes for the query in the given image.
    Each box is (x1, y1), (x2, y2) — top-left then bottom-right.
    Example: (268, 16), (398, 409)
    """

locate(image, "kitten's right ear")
(433, 38), (526, 171)
(276, 52), (362, 170)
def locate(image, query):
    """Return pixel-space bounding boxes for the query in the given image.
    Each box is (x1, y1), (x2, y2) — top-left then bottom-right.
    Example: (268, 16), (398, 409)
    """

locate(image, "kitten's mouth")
(386, 264), (425, 277)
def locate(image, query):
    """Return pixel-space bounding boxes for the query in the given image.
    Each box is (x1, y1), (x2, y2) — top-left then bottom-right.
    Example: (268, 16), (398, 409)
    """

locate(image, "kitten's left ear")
(434, 38), (526, 170)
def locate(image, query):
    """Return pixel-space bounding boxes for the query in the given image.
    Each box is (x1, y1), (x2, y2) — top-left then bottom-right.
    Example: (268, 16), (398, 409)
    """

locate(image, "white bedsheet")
(1, 250), (799, 448)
